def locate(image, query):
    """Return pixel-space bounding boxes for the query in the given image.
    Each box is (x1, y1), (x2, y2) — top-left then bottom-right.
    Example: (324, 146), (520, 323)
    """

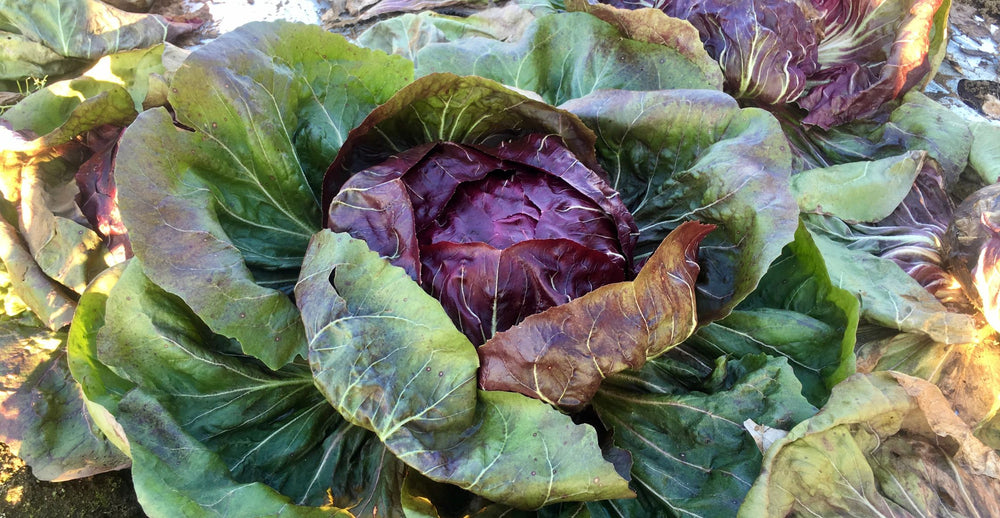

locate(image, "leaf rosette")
(317, 73), (713, 410)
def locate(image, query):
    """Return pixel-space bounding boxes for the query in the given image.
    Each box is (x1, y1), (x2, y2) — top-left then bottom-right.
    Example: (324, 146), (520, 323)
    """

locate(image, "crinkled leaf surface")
(687, 224), (858, 406)
(326, 134), (637, 346)
(297, 230), (633, 509)
(90, 259), (398, 516)
(588, 354), (816, 517)
(565, 0), (723, 87)
(115, 22), (413, 369)
(809, 230), (977, 344)
(739, 372), (1000, 517)
(857, 332), (1000, 450)
(322, 73), (600, 213)
(477, 221), (710, 410)
(0, 263), (129, 481)
(414, 11), (722, 106)
(792, 151), (927, 222)
(562, 89), (798, 322)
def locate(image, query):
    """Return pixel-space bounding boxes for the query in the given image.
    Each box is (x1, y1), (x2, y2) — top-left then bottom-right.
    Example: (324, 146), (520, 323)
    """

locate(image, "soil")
(967, 0), (1000, 19)
(0, 443), (143, 517)
(2, 0), (998, 516)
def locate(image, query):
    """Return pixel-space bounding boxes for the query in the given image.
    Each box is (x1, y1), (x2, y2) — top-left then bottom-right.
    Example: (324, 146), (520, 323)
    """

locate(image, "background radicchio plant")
(587, 0), (950, 129)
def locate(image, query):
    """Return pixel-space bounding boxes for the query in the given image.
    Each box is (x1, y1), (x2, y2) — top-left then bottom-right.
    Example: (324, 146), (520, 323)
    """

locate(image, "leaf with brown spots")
(478, 221), (713, 411)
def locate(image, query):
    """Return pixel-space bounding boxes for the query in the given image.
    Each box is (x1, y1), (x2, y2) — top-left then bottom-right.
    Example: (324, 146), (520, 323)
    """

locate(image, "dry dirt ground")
(0, 443), (143, 517)
(2, 0), (999, 516)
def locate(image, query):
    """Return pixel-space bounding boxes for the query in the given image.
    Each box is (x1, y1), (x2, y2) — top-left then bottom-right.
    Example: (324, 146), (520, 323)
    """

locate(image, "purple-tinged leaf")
(477, 221), (712, 410)
(75, 125), (132, 264)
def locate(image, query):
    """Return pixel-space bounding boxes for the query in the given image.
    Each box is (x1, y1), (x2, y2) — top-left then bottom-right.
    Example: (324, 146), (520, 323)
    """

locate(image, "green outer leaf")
(792, 151), (926, 222)
(795, 91), (973, 180)
(689, 223), (858, 406)
(0, 263), (129, 481)
(591, 355), (816, 517)
(562, 89), (798, 322)
(0, 31), (83, 83)
(0, 215), (75, 330)
(565, 0), (723, 88)
(809, 230), (977, 344)
(739, 372), (1000, 517)
(115, 22), (413, 369)
(414, 12), (721, 106)
(95, 260), (377, 514)
(877, 91), (972, 184)
(357, 4), (538, 63)
(118, 391), (353, 518)
(970, 121), (1000, 185)
(117, 107), (306, 369)
(298, 230), (633, 509)
(66, 262), (133, 456)
(0, 0), (171, 60)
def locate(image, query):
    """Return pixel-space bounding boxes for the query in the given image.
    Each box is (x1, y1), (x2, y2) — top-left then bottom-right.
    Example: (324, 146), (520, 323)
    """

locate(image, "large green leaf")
(413, 11), (723, 106)
(65, 262), (132, 456)
(792, 151), (927, 223)
(115, 22), (414, 369)
(118, 391), (354, 518)
(810, 230), (977, 344)
(969, 121), (1000, 185)
(0, 262), (129, 481)
(0, 32), (81, 86)
(688, 223), (858, 406)
(357, 4), (538, 63)
(297, 230), (633, 509)
(562, 89), (798, 322)
(90, 260), (398, 516)
(589, 354), (816, 517)
(797, 92), (973, 183)
(1, 0), (174, 60)
(739, 372), (1000, 517)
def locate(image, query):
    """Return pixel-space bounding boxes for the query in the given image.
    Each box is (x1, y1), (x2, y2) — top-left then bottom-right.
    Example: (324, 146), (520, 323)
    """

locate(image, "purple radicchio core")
(327, 133), (638, 345)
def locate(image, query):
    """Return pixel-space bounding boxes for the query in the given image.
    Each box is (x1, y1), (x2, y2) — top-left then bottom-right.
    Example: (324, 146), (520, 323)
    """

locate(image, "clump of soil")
(0, 443), (144, 518)
(968, 0), (1000, 19)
